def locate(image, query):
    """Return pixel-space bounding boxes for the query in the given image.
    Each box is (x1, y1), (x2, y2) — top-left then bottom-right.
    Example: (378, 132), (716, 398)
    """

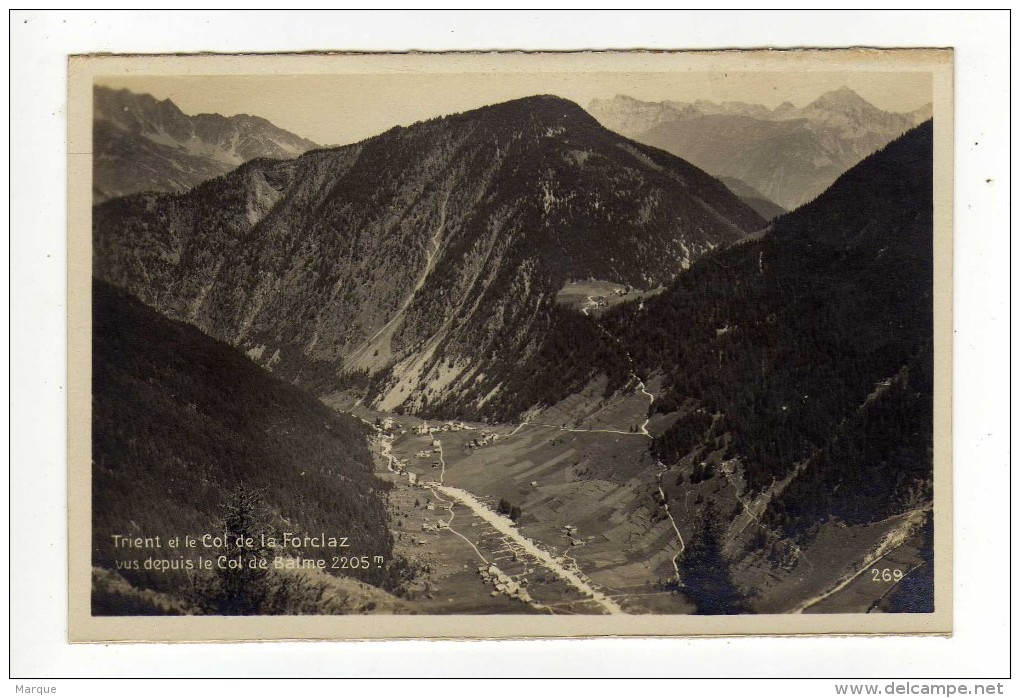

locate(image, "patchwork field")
(367, 404), (691, 613)
(375, 449), (592, 614)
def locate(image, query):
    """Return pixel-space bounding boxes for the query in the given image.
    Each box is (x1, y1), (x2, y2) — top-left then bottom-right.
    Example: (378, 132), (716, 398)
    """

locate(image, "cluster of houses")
(387, 453), (409, 471)
(591, 286), (635, 308)
(376, 416), (407, 438)
(466, 432), (501, 449)
(564, 524), (583, 547)
(414, 441), (444, 469)
(478, 563), (533, 604)
(413, 420), (471, 436)
(405, 472), (439, 488)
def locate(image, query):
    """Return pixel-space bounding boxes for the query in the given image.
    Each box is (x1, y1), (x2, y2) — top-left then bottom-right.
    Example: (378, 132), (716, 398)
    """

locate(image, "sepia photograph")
(66, 49), (953, 640)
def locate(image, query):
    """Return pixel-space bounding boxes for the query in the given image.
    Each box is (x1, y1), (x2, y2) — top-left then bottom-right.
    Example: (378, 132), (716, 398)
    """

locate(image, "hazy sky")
(96, 71), (933, 147)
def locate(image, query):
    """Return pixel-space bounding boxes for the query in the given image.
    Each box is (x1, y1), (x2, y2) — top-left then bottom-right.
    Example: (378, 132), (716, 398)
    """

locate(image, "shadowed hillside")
(92, 280), (408, 613)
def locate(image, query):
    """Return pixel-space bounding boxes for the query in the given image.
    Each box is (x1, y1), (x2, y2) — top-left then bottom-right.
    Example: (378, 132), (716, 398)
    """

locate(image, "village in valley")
(365, 415), (551, 609)
(340, 390), (690, 616)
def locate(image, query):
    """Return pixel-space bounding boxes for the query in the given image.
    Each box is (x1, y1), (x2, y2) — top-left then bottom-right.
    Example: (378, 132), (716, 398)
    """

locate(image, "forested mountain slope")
(94, 95), (764, 421)
(606, 120), (934, 532)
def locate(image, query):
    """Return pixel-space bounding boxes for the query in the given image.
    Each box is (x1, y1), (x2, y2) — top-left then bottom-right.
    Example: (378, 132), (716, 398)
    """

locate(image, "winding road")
(581, 294), (689, 588)
(655, 462), (686, 586)
(352, 282), (689, 613)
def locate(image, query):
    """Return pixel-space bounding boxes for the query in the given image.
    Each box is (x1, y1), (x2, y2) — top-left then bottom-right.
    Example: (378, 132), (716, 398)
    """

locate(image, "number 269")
(871, 568), (904, 582)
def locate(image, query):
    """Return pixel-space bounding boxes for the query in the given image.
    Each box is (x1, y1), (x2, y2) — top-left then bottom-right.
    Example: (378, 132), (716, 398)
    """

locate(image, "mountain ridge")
(93, 86), (319, 202)
(587, 88), (931, 210)
(93, 94), (765, 421)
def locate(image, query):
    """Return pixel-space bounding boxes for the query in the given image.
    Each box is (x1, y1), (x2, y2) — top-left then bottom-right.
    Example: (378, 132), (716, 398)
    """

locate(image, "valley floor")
(336, 389), (929, 616)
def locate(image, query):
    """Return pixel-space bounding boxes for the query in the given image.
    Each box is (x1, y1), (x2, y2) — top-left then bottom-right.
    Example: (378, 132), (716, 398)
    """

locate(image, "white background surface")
(8, 9), (1012, 686)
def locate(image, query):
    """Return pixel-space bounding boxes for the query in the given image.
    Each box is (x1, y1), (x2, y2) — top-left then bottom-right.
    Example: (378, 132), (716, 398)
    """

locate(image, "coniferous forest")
(605, 121), (934, 532)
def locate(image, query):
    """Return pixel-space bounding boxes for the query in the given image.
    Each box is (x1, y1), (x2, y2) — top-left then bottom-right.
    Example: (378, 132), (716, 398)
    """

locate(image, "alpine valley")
(91, 87), (935, 615)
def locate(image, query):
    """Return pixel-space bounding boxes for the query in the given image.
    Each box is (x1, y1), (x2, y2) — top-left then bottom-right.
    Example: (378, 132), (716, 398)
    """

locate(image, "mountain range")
(92, 86), (319, 202)
(93, 94), (764, 421)
(587, 88), (932, 210)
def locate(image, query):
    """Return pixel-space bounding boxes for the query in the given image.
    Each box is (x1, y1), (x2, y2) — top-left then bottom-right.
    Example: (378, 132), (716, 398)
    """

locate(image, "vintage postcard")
(67, 49), (953, 641)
